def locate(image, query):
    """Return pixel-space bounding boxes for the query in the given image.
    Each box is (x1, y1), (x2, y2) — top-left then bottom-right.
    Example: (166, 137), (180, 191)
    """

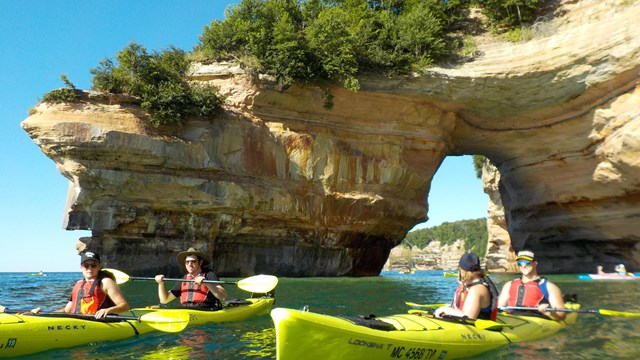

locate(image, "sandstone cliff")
(21, 0), (640, 276)
(384, 240), (467, 271)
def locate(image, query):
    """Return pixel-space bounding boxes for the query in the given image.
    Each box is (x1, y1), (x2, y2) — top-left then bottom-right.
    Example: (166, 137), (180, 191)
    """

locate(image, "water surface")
(1, 271), (638, 359)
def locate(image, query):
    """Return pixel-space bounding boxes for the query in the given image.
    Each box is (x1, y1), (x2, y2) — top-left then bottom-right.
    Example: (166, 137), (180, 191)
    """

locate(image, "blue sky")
(0, 1), (488, 272)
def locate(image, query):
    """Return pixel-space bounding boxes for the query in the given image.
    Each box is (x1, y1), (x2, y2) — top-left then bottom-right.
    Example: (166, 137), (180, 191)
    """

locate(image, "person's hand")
(538, 303), (550, 313)
(433, 307), (446, 318)
(30, 307), (42, 314)
(155, 274), (165, 284)
(194, 275), (205, 285)
(94, 308), (110, 319)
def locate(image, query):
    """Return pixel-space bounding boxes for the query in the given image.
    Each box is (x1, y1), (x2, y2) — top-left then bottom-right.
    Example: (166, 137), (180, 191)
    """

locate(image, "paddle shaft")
(2, 310), (141, 322)
(408, 309), (510, 329)
(501, 306), (597, 314)
(135, 276), (233, 285)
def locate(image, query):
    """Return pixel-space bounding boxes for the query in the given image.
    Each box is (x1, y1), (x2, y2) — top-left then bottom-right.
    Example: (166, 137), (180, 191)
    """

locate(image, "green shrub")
(195, 0), (469, 95)
(90, 42), (222, 126)
(404, 218), (489, 256)
(41, 74), (81, 103)
(479, 0), (543, 31)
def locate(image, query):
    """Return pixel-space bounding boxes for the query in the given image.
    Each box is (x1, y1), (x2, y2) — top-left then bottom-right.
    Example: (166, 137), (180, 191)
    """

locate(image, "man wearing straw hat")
(155, 247), (227, 309)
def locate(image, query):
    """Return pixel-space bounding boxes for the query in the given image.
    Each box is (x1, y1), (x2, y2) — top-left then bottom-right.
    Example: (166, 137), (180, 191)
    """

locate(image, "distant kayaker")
(155, 247), (228, 309)
(32, 251), (130, 319)
(498, 250), (566, 320)
(614, 263), (628, 275)
(434, 253), (499, 320)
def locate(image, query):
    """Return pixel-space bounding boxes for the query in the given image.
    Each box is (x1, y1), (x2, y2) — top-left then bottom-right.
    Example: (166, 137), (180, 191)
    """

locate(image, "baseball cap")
(516, 250), (535, 261)
(459, 253), (481, 271)
(80, 251), (101, 264)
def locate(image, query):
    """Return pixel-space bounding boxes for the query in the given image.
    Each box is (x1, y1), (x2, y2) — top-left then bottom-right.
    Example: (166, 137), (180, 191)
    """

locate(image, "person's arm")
(204, 284), (227, 302)
(155, 274), (176, 304)
(94, 278), (129, 319)
(62, 301), (72, 313)
(459, 286), (487, 320)
(31, 300), (71, 314)
(197, 272), (228, 302)
(539, 282), (566, 321)
(497, 282), (512, 308)
(434, 286), (485, 320)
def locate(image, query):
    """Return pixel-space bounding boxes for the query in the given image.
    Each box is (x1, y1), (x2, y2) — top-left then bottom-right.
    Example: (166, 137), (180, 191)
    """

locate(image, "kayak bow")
(271, 304), (580, 360)
(0, 309), (189, 357)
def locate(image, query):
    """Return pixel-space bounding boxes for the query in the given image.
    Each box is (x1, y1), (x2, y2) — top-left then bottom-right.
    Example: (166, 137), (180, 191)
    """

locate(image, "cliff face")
(383, 240), (467, 272)
(21, 0), (640, 276)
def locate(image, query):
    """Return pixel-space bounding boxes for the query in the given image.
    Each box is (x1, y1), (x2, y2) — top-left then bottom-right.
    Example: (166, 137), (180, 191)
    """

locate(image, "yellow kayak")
(132, 296), (275, 326)
(443, 271), (458, 278)
(270, 304), (579, 360)
(0, 311), (188, 358)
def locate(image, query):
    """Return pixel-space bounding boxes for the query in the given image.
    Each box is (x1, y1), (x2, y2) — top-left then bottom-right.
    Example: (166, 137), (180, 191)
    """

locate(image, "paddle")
(105, 268), (278, 294)
(500, 306), (640, 317)
(0, 305), (189, 332)
(407, 309), (511, 330)
(405, 302), (449, 308)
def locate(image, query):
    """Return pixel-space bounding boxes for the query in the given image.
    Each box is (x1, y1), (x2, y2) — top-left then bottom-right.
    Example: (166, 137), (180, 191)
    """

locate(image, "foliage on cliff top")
(41, 0), (547, 126)
(89, 43), (223, 127)
(40, 74), (82, 104)
(403, 218), (488, 256)
(194, 0), (545, 94)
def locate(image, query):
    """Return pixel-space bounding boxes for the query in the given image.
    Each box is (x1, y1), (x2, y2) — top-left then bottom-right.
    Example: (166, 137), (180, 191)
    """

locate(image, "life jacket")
(70, 272), (115, 314)
(180, 273), (210, 305)
(452, 276), (498, 320)
(507, 277), (549, 307)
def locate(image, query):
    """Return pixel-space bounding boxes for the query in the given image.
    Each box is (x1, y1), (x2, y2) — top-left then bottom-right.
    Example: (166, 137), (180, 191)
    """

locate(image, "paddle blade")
(597, 309), (640, 317)
(405, 302), (448, 308)
(235, 275), (278, 293)
(104, 268), (131, 285)
(140, 310), (190, 332)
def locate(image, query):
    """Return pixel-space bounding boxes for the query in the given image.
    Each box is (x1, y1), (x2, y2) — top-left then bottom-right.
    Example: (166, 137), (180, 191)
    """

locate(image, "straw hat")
(176, 247), (210, 267)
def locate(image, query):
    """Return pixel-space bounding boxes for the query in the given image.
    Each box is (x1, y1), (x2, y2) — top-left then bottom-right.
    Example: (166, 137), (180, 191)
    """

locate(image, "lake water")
(1, 270), (639, 359)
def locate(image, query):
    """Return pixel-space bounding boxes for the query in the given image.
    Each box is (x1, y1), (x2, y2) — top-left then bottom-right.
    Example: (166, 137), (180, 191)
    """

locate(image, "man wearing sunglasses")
(32, 251), (129, 319)
(155, 247), (227, 309)
(497, 250), (566, 320)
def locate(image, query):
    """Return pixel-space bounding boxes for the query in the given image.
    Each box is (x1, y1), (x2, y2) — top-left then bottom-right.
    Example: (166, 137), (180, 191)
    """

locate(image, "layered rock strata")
(22, 0), (640, 275)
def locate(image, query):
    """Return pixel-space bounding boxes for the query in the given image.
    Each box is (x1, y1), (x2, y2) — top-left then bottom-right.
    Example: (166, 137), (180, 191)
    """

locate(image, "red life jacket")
(180, 273), (210, 304)
(70, 275), (112, 314)
(452, 278), (498, 321)
(507, 278), (548, 307)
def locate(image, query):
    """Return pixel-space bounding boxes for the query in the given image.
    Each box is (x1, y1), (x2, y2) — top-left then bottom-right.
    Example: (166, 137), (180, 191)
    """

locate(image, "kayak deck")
(0, 312), (155, 358)
(578, 273), (639, 280)
(271, 304), (579, 360)
(132, 296), (274, 326)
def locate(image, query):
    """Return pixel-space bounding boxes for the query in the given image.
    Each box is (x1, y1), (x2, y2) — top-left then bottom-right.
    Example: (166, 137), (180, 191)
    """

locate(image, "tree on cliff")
(403, 218), (488, 256)
(89, 43), (223, 127)
(41, 0), (547, 125)
(194, 0), (546, 93)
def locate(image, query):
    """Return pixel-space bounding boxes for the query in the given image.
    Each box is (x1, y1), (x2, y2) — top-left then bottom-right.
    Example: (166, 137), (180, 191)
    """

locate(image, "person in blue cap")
(434, 253), (499, 320)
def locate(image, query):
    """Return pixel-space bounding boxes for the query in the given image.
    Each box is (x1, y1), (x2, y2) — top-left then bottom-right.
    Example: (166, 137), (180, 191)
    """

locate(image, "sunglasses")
(517, 260), (532, 267)
(82, 262), (99, 268)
